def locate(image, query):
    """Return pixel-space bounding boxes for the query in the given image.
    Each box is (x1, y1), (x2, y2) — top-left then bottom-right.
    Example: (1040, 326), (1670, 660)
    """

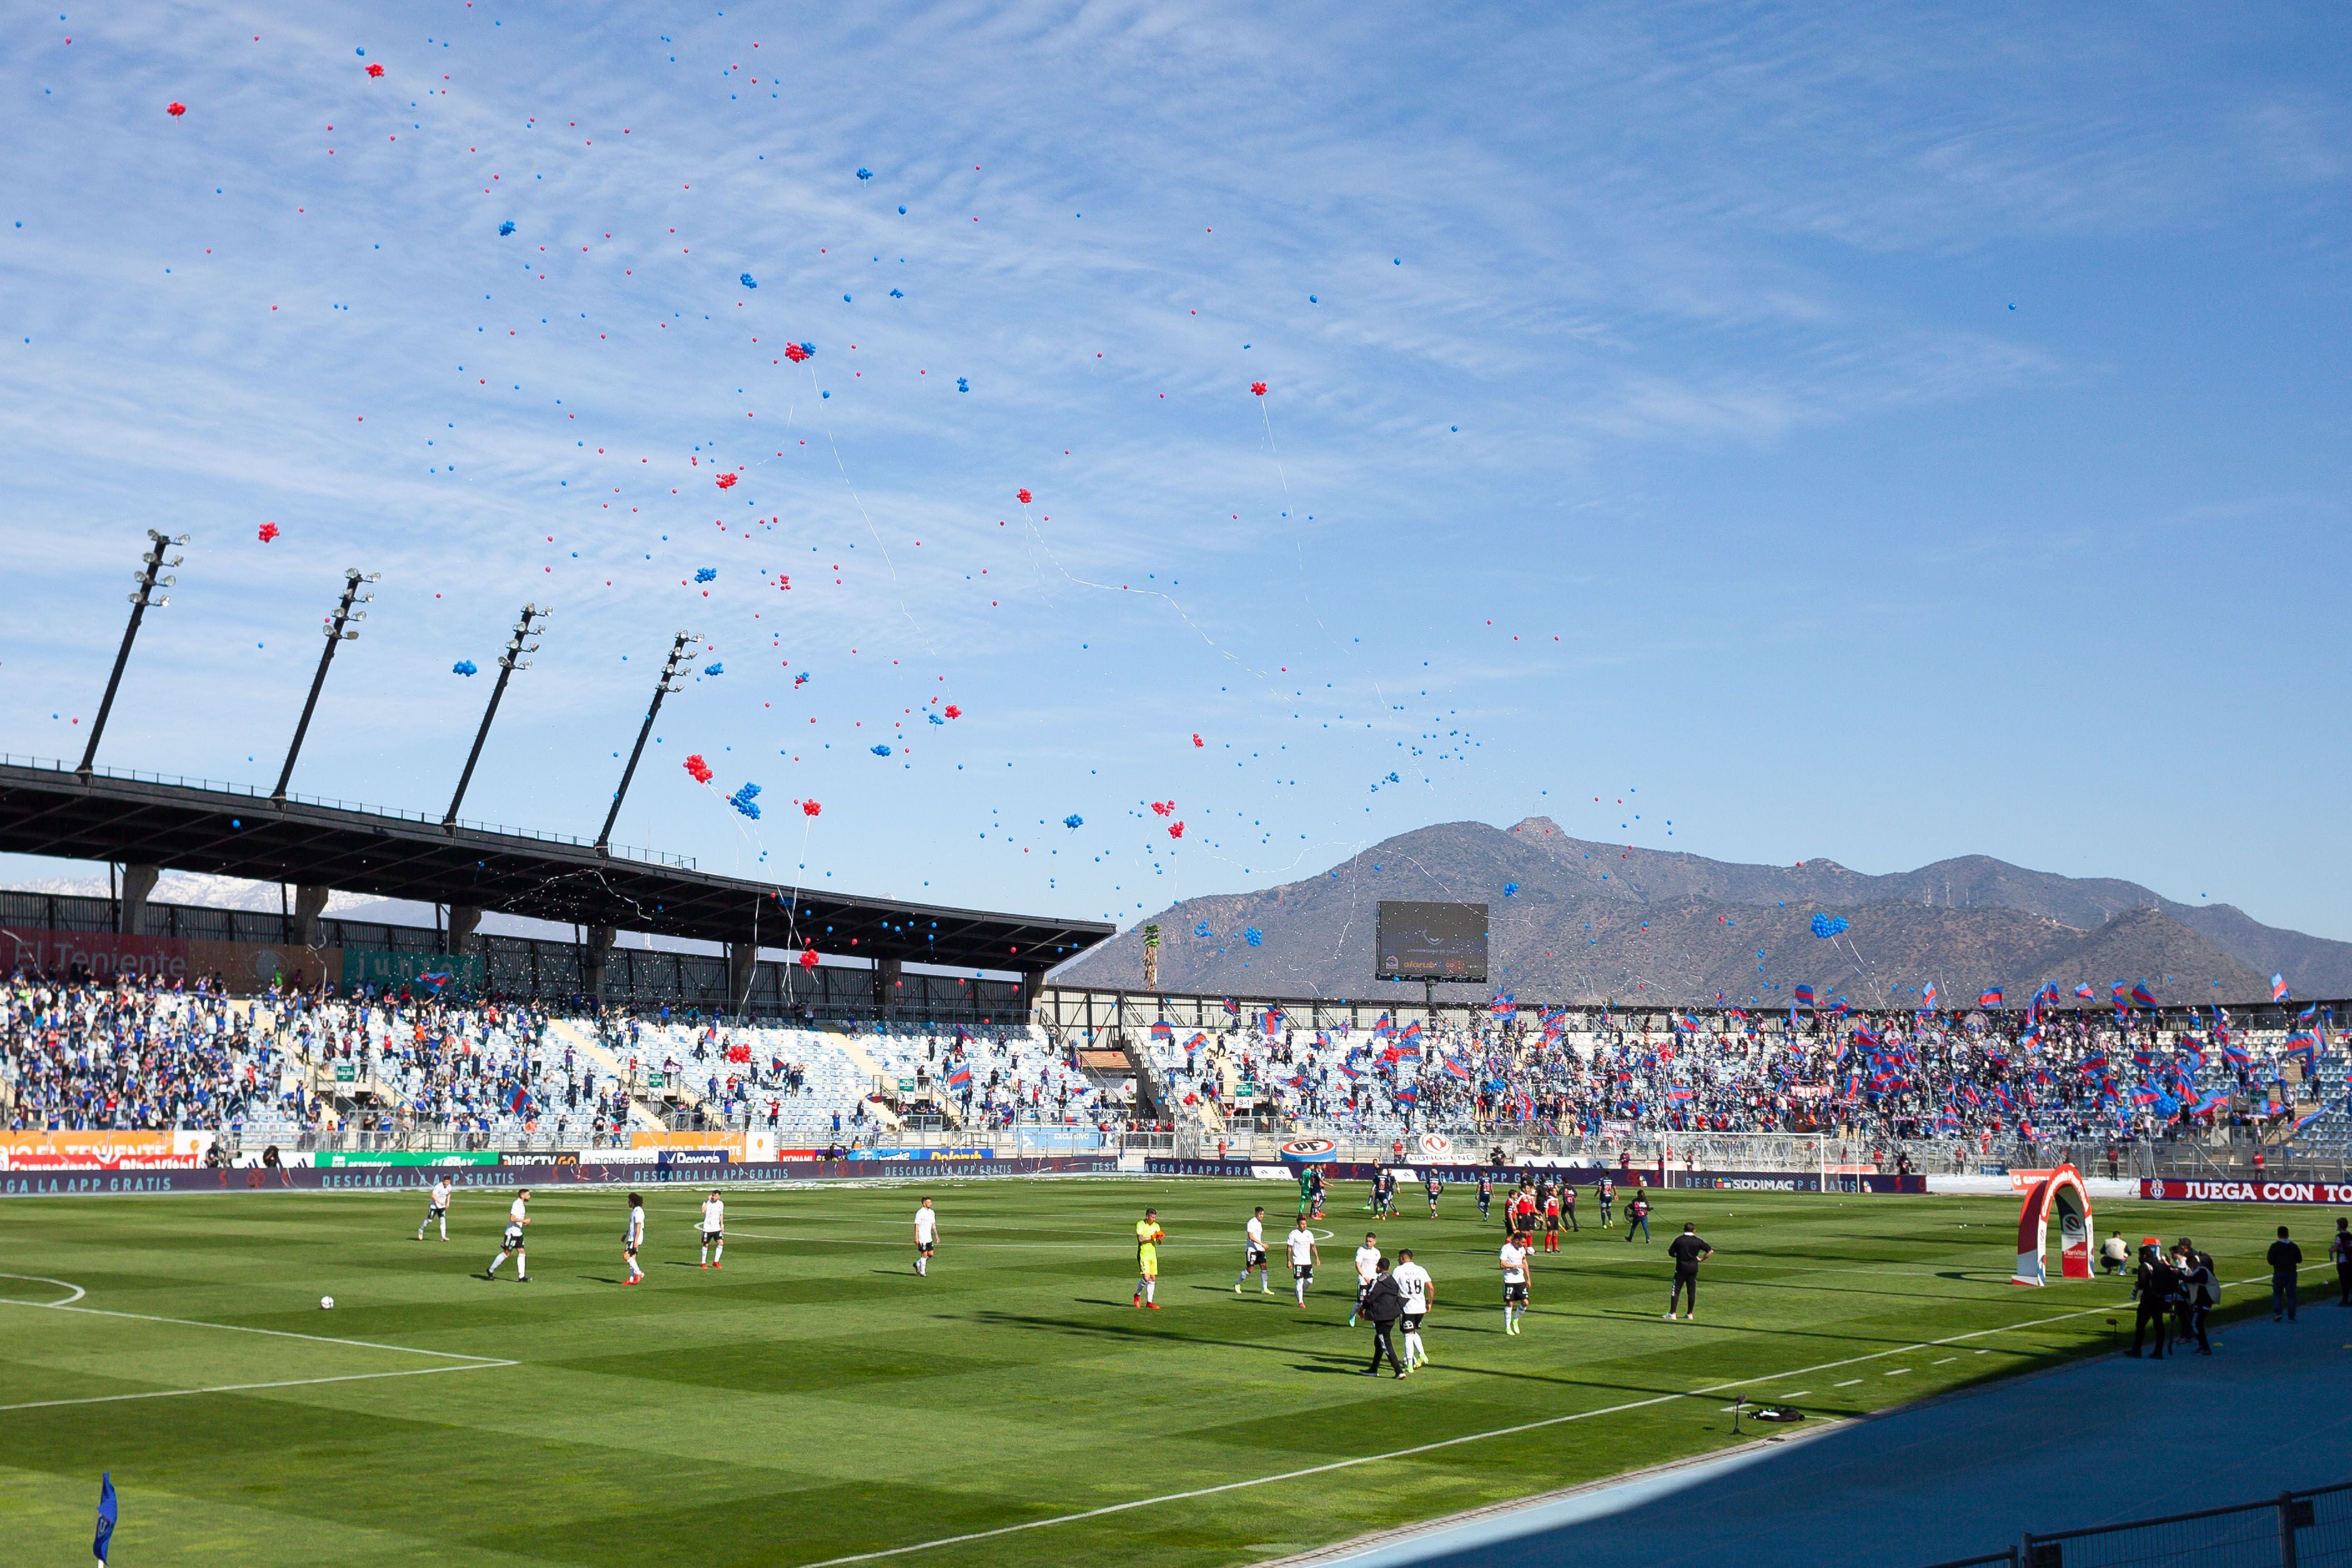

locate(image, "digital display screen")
(1376, 901), (1488, 983)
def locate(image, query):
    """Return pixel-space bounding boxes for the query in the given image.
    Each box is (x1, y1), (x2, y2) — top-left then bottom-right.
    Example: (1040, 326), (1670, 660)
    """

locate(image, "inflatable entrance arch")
(2012, 1164), (2092, 1286)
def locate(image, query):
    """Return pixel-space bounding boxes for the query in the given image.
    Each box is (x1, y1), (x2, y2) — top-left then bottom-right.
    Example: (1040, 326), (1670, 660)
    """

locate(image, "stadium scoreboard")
(1376, 901), (1487, 983)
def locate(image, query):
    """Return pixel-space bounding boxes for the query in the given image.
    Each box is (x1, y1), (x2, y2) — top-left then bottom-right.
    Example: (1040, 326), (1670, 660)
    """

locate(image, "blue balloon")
(956, 377), (969, 392)
(703, 662), (723, 677)
(740, 273), (757, 289)
(1194, 922), (1213, 938)
(1063, 814), (1083, 830)
(497, 221), (515, 236)
(1244, 928), (1263, 946)
(856, 167), (873, 181)
(871, 745), (892, 757)
(451, 660), (478, 677)
(728, 782), (762, 818)
(1502, 882), (1519, 896)
(694, 567), (717, 582)
(1809, 913), (1849, 938)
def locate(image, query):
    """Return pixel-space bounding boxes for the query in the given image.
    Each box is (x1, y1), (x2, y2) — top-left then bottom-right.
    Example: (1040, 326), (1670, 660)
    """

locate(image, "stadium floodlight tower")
(595, 628), (697, 855)
(270, 568), (378, 805)
(443, 602), (549, 830)
(76, 528), (186, 780)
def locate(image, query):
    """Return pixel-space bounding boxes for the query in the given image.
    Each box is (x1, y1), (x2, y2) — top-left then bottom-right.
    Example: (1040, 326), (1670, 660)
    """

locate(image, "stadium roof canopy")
(0, 757), (1113, 975)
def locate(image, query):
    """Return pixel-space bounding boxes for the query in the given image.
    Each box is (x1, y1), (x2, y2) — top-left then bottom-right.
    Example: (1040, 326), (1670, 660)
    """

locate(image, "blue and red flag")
(2131, 981), (2159, 1010)
(2273, 973), (2291, 1002)
(946, 1064), (973, 1091)
(1794, 985), (1816, 1008)
(1978, 988), (2004, 1008)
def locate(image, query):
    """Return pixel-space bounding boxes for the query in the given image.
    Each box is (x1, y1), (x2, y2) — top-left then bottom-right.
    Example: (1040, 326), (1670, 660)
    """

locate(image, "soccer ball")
(320, 1296), (335, 1310)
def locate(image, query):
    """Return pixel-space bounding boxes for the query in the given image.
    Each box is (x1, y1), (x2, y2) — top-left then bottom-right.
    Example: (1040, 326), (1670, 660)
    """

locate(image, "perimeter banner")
(0, 1155), (1123, 1196)
(0, 928), (339, 993)
(312, 1151), (504, 1168)
(0, 1131), (216, 1171)
(2140, 1178), (2352, 1204)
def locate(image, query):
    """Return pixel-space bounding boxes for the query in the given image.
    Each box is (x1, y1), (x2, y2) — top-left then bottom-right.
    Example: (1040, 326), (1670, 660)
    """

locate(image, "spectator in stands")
(2268, 1226), (2303, 1322)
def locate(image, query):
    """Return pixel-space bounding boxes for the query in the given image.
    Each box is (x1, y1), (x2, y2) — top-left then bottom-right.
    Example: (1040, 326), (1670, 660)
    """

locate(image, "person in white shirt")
(1349, 1233), (1382, 1327)
(1284, 1216), (1321, 1307)
(1498, 1230), (1531, 1334)
(913, 1198), (940, 1276)
(415, 1176), (454, 1241)
(622, 1193), (645, 1285)
(1233, 1206), (1272, 1294)
(699, 1191), (726, 1269)
(485, 1189), (530, 1282)
(1393, 1249), (1434, 1367)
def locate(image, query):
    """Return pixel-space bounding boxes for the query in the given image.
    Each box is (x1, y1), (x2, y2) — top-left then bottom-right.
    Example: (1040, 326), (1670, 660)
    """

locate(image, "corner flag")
(95, 1471), (117, 1565)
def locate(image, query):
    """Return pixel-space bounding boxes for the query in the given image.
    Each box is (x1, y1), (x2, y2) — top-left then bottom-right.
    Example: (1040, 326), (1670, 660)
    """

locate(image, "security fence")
(1922, 1482), (2351, 1568)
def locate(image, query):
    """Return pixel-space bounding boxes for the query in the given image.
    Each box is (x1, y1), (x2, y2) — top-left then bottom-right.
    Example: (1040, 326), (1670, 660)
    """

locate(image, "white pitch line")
(0, 1273), (518, 1416)
(790, 1286), (2206, 1568)
(0, 1359), (512, 1414)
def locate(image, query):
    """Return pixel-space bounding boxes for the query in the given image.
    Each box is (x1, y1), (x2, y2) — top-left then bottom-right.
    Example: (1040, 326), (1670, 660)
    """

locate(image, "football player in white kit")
(1498, 1229), (1531, 1334)
(1284, 1215), (1321, 1307)
(913, 1197), (940, 1275)
(1348, 1233), (1382, 1327)
(622, 1193), (645, 1285)
(415, 1175), (453, 1241)
(1392, 1248), (1434, 1367)
(699, 1190), (726, 1269)
(484, 1189), (530, 1281)
(1234, 1206), (1273, 1294)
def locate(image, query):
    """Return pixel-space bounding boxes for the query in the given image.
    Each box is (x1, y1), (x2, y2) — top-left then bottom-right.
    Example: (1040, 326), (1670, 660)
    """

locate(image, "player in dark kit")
(1624, 1190), (1652, 1243)
(1597, 1176), (1615, 1226)
(1426, 1172), (1444, 1218)
(1561, 1181), (1579, 1233)
(1665, 1222), (1712, 1319)
(1476, 1174), (1493, 1222)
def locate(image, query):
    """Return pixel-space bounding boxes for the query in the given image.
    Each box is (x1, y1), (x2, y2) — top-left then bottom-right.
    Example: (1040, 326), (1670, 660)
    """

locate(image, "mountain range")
(1052, 817), (2352, 1007)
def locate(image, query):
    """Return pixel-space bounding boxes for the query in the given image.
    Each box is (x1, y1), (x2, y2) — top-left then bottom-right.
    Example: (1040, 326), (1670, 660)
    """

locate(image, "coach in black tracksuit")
(2130, 1244), (2181, 1359)
(1666, 1223), (1712, 1320)
(1361, 1259), (1407, 1378)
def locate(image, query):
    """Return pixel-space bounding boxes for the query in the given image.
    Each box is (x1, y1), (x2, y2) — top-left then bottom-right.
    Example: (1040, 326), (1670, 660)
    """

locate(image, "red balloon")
(1168, 821), (1185, 838)
(1190, 733), (1204, 747)
(365, 62), (385, 77)
(683, 753), (713, 784)
(1251, 382), (1267, 396)
(256, 522), (280, 543)
(942, 704), (961, 718)
(166, 101), (187, 117)
(800, 799), (821, 817)
(715, 472), (738, 489)
(798, 948), (820, 969)
(783, 343), (810, 362)
(1016, 489), (1032, 504)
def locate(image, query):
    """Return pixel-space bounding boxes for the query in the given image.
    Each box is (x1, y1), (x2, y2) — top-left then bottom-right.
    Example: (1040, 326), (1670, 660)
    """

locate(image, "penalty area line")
(0, 1359), (515, 1414)
(786, 1289), (2216, 1568)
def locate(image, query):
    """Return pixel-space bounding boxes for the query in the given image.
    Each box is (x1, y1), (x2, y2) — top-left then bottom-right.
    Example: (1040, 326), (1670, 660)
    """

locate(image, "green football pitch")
(0, 1179), (2321, 1566)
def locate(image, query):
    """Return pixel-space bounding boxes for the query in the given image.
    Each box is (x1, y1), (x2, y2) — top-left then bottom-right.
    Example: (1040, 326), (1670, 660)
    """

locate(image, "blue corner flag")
(94, 1472), (117, 1565)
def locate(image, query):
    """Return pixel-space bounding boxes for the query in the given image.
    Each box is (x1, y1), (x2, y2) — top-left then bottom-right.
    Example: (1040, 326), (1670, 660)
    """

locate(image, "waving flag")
(2074, 982), (2096, 1000)
(1490, 994), (1516, 1018)
(2272, 973), (2291, 1002)
(1442, 1055), (1472, 1082)
(946, 1064), (973, 1091)
(1184, 1031), (1208, 1056)
(1259, 1008), (1284, 1035)
(2130, 981), (2158, 1010)
(1373, 1012), (1396, 1040)
(1675, 1011), (1705, 1033)
(1222, 997), (1241, 1019)
(94, 1472), (117, 1567)
(1394, 1084), (1418, 1106)
(1978, 988), (2004, 1008)
(2284, 1031), (2321, 1066)
(1794, 985), (1816, 1008)
(1666, 1086), (1695, 1103)
(1920, 981), (1938, 1010)
(2080, 1051), (2109, 1074)
(2221, 1039), (2252, 1069)
(1337, 1060), (1362, 1081)
(419, 970), (453, 994)
(2295, 1104), (2329, 1133)
(1149, 1020), (1173, 1041)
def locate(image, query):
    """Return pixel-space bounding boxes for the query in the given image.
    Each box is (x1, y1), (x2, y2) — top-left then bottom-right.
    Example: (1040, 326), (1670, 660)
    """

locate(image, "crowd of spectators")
(1148, 1000), (2331, 1150)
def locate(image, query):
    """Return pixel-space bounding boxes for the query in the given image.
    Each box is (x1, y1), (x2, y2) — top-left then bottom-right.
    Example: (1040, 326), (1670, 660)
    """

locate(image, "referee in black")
(1665, 1221), (1713, 1321)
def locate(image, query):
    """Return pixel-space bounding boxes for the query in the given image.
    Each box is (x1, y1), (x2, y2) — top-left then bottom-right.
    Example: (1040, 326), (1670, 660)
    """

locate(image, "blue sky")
(3, 2), (2348, 942)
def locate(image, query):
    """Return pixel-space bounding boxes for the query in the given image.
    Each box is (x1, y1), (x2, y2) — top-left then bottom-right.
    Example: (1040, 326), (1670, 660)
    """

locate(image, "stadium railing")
(1922, 1481), (2351, 1568)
